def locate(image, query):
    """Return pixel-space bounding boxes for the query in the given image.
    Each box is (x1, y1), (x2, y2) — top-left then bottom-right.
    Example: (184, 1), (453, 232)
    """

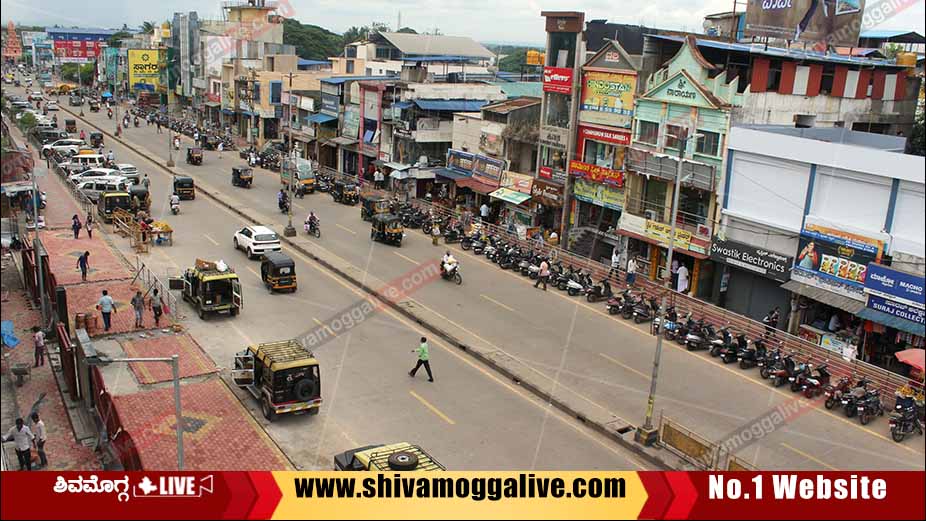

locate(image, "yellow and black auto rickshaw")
(185, 146), (203, 166)
(370, 213), (404, 247)
(260, 251), (297, 293)
(89, 131), (104, 147)
(232, 166), (253, 188)
(330, 179), (359, 205)
(96, 191), (132, 223)
(360, 194), (390, 222)
(89, 99), (100, 112)
(129, 184), (151, 213)
(173, 175), (195, 200)
(64, 119), (77, 134)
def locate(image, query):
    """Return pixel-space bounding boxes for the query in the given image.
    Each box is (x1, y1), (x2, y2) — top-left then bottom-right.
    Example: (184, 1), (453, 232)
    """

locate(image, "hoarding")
(127, 49), (162, 93)
(864, 263), (925, 308)
(710, 237), (793, 282)
(569, 160), (624, 188)
(579, 71), (635, 127)
(792, 220), (885, 300)
(744, 0), (866, 47)
(543, 66), (573, 94)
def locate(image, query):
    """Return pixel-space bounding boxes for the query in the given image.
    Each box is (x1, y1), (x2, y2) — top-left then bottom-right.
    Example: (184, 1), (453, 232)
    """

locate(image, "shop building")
(720, 124), (925, 369)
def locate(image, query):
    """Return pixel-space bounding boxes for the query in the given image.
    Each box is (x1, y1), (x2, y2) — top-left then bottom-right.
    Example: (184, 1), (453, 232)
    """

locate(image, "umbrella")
(895, 349), (925, 372)
(101, 91), (113, 98)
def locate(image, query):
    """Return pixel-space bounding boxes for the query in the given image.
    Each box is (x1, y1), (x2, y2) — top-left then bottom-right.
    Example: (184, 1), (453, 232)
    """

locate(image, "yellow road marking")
(780, 442), (840, 471)
(293, 202), (307, 211)
(481, 294), (516, 313)
(335, 223), (356, 235)
(599, 352), (650, 380)
(202, 233), (219, 246)
(409, 390), (456, 425)
(394, 251), (419, 265)
(228, 322), (254, 345)
(246, 266), (260, 279)
(313, 317), (337, 337)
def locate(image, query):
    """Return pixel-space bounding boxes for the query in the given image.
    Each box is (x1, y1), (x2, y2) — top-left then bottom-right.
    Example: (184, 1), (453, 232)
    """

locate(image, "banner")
(744, 0), (866, 47)
(573, 178), (624, 211)
(569, 160), (624, 188)
(472, 154), (506, 183)
(579, 125), (631, 146)
(866, 294), (926, 326)
(342, 104), (360, 139)
(543, 66), (573, 94)
(531, 179), (564, 206)
(320, 93), (339, 116)
(580, 71), (635, 127)
(500, 171), (533, 193)
(863, 263), (925, 309)
(128, 49), (162, 93)
(447, 149), (475, 173)
(710, 237), (793, 282)
(793, 221), (885, 300)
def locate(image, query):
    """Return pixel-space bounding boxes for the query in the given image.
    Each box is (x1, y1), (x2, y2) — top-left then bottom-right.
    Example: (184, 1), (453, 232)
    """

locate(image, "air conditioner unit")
(644, 210), (657, 221)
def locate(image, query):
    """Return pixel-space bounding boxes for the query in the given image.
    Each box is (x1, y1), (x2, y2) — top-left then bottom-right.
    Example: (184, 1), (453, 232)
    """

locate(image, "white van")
(61, 154), (106, 174)
(77, 176), (131, 202)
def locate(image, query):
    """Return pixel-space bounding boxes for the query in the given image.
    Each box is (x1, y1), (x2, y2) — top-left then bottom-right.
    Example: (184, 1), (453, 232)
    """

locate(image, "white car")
(116, 164), (140, 184)
(45, 100), (59, 111)
(42, 138), (86, 157)
(68, 168), (121, 185)
(28, 91), (43, 101)
(233, 225), (282, 259)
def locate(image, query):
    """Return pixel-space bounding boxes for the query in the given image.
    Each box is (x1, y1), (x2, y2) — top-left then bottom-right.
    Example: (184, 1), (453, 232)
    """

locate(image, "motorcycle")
(857, 390), (884, 426)
(890, 397), (925, 442)
(606, 288), (633, 315)
(842, 378), (872, 418)
(621, 292), (643, 319)
(170, 200), (180, 215)
(304, 219), (321, 238)
(788, 358), (813, 392)
(107, 108), (113, 119)
(632, 296), (659, 324)
(441, 263), (463, 285)
(823, 376), (852, 410)
(685, 322), (714, 351)
(586, 278), (613, 303)
(770, 353), (796, 387)
(720, 333), (746, 364)
(133, 116), (139, 127)
(443, 222), (464, 244)
(801, 363), (831, 399)
(737, 337), (766, 369)
(278, 198), (290, 214)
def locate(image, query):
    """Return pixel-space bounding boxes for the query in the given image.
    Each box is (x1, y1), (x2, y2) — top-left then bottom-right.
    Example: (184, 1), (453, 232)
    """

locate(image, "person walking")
(676, 263), (690, 294)
(431, 223), (441, 246)
(479, 202), (490, 223)
(71, 214), (82, 239)
(141, 173), (150, 189)
(76, 251), (90, 282)
(670, 259), (680, 292)
(217, 141), (223, 158)
(85, 213), (94, 239)
(31, 413), (47, 469)
(3, 418), (34, 471)
(534, 258), (550, 291)
(32, 326), (45, 368)
(763, 306), (781, 338)
(97, 289), (116, 332)
(155, 119), (161, 133)
(408, 337), (434, 382)
(609, 247), (621, 280)
(150, 288), (164, 327)
(626, 257), (638, 287)
(131, 290), (145, 329)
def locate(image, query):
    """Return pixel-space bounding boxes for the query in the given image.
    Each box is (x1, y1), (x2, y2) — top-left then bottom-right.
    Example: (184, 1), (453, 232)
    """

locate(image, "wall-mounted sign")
(543, 66), (573, 94)
(342, 104), (360, 139)
(579, 71), (635, 127)
(447, 149), (474, 173)
(578, 125), (631, 146)
(531, 179), (564, 207)
(472, 154), (506, 183)
(864, 263), (925, 309)
(569, 160), (624, 188)
(666, 76), (698, 100)
(321, 93), (339, 116)
(573, 178), (624, 211)
(867, 295), (925, 327)
(501, 171), (533, 193)
(710, 237), (793, 283)
(792, 220), (886, 300)
(539, 166), (553, 180)
(539, 126), (568, 150)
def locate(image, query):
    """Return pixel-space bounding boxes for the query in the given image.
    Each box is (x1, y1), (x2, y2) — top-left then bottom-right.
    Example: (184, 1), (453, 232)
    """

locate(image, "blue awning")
(414, 99), (487, 112)
(857, 307), (925, 337)
(434, 167), (472, 181)
(392, 101), (413, 109)
(306, 113), (337, 124)
(221, 108), (235, 115)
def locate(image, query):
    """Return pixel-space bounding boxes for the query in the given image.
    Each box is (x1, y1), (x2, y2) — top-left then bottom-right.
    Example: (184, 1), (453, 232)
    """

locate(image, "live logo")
(137, 475), (205, 497)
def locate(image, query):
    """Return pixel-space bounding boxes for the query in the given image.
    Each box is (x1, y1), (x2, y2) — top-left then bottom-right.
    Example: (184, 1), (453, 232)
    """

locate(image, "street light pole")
(166, 59), (175, 168)
(636, 129), (699, 446)
(283, 72), (296, 237)
(78, 63), (84, 117)
(32, 168), (47, 329)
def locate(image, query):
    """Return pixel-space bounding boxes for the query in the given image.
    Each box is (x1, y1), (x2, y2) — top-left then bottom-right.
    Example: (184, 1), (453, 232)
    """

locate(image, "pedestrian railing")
(658, 413), (720, 470)
(131, 257), (180, 322)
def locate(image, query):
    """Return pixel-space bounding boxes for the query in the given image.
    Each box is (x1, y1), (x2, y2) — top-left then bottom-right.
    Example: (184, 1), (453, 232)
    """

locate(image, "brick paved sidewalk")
(120, 333), (218, 384)
(0, 272), (100, 471)
(65, 281), (172, 337)
(39, 229), (131, 286)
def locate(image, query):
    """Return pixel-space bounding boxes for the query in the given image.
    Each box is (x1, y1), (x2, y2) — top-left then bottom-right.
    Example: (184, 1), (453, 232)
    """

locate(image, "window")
(820, 64), (835, 95)
(637, 120), (658, 145)
(695, 130), (720, 157)
(346, 60), (355, 74)
(767, 59), (782, 91)
(375, 47), (392, 60)
(548, 32), (577, 68)
(270, 80), (282, 105)
(582, 141), (626, 170)
(665, 124), (684, 150)
(543, 93), (570, 127)
(345, 46), (357, 58)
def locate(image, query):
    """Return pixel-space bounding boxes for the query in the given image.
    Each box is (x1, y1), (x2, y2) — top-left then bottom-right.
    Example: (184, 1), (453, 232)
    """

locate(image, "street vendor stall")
(149, 220), (174, 246)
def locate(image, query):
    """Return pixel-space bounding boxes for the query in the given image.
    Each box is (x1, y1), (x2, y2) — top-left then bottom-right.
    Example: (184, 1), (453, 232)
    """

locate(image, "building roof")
(740, 125), (907, 152)
(45, 27), (121, 36)
(376, 32), (493, 59)
(859, 30), (926, 43)
(298, 58), (330, 67)
(320, 75), (395, 85)
(481, 97), (541, 114)
(488, 81), (543, 98)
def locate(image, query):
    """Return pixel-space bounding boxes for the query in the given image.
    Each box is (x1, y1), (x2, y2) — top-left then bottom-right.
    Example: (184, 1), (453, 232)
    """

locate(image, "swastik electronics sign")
(128, 49), (162, 93)
(744, 0), (867, 47)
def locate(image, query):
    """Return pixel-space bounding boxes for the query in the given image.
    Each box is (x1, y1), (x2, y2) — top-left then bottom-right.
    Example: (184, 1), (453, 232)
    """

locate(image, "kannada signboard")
(446, 149), (475, 173)
(572, 178), (625, 211)
(569, 160), (624, 188)
(539, 126), (568, 150)
(579, 71), (635, 127)
(127, 49), (162, 93)
(472, 154), (506, 184)
(710, 237), (793, 282)
(792, 219), (885, 300)
(744, 0), (866, 47)
(543, 66), (574, 94)
(864, 263), (926, 309)
(866, 295), (926, 328)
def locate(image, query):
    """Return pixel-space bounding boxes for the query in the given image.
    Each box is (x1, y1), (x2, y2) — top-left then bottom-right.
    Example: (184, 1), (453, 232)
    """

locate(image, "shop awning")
(1, 181), (36, 195)
(204, 101), (221, 108)
(781, 280), (866, 315)
(434, 167), (471, 181)
(856, 307), (925, 337)
(306, 113), (337, 124)
(328, 136), (358, 146)
(489, 187), (532, 205)
(221, 108), (235, 115)
(392, 101), (414, 109)
(384, 162), (411, 171)
(456, 177), (498, 195)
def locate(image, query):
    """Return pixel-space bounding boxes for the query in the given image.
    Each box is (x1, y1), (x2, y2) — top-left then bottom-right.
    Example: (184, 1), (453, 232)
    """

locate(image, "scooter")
(789, 358), (813, 392)
(565, 270), (588, 296)
(709, 327), (733, 357)
(586, 279), (613, 303)
(823, 376), (853, 409)
(737, 337), (766, 369)
(170, 199), (180, 215)
(279, 199), (290, 214)
(842, 378), (872, 418)
(685, 322), (714, 351)
(719, 333), (746, 364)
(674, 314), (698, 345)
(758, 346), (782, 379)
(656, 308), (684, 340)
(801, 363), (831, 399)
(857, 390), (884, 426)
(770, 353), (796, 387)
(606, 288), (633, 315)
(632, 297), (659, 324)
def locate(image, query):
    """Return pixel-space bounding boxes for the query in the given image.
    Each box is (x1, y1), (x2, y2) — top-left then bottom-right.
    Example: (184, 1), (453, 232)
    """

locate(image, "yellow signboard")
(645, 220), (692, 250)
(580, 71), (635, 126)
(128, 49), (161, 93)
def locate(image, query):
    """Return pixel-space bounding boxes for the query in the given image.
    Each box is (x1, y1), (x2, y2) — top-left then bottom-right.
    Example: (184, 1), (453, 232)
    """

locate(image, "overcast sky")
(3, 0), (924, 45)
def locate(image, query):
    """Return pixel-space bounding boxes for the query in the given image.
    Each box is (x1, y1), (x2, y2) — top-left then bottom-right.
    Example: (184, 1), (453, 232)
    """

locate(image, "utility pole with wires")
(283, 71), (296, 237)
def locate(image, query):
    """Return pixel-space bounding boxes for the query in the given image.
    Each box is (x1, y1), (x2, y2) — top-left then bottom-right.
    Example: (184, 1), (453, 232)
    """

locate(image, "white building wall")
(892, 180), (926, 257)
(809, 167), (893, 234)
(452, 113), (484, 152)
(404, 83), (506, 102)
(735, 92), (910, 128)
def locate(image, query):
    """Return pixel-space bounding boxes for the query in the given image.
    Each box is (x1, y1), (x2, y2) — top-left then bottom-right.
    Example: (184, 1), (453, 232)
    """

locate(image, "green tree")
(282, 18), (343, 60)
(18, 111), (37, 134)
(107, 31), (132, 48)
(340, 22), (390, 46)
(396, 27), (417, 34)
(906, 110), (925, 156)
(59, 63), (95, 85)
(141, 21), (157, 34)
(498, 49), (530, 72)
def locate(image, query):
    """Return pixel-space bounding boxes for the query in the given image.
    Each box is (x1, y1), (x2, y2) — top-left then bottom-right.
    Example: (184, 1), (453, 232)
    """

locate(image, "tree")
(59, 63), (95, 85)
(340, 22), (390, 46)
(396, 27), (417, 34)
(141, 21), (157, 34)
(498, 49), (529, 72)
(282, 18), (343, 60)
(107, 31), (132, 48)
(883, 43), (903, 59)
(906, 110), (925, 156)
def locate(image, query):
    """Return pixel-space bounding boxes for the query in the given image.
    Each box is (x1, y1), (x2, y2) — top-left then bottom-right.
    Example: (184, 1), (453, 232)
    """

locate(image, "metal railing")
(131, 257), (181, 321)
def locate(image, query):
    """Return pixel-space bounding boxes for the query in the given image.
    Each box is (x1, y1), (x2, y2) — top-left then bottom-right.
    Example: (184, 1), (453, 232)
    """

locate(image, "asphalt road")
(21, 89), (655, 471)
(49, 91), (926, 470)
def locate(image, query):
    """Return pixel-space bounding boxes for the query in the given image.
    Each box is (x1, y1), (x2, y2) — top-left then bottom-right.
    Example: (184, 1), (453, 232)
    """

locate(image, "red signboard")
(569, 159), (625, 188)
(539, 166), (553, 179)
(542, 66), (574, 94)
(578, 125), (631, 146)
(53, 39), (104, 60)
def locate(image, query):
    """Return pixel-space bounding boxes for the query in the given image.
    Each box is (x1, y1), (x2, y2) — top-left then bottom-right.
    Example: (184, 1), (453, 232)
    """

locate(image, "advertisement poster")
(543, 66), (574, 94)
(792, 221), (885, 299)
(580, 71), (635, 127)
(744, 0), (866, 47)
(573, 178), (625, 211)
(342, 104), (360, 139)
(472, 154), (506, 183)
(500, 171), (534, 193)
(569, 159), (625, 188)
(320, 93), (339, 116)
(446, 149), (475, 173)
(863, 263), (925, 309)
(127, 49), (162, 93)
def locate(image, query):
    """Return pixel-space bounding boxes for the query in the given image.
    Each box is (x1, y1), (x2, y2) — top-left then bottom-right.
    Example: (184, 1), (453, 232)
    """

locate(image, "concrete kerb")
(69, 108), (676, 470)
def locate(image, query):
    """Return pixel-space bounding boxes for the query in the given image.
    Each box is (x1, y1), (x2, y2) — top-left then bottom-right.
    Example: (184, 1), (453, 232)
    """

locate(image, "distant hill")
(282, 19), (343, 61)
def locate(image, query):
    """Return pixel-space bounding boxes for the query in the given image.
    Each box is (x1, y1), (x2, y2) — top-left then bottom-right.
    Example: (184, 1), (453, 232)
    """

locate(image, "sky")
(2, 0), (924, 46)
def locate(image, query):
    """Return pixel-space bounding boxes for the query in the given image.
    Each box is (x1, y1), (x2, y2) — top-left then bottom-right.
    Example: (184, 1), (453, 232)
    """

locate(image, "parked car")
(68, 168), (122, 185)
(28, 91), (43, 101)
(232, 225), (282, 259)
(45, 100), (59, 111)
(41, 138), (85, 157)
(60, 153), (106, 174)
(35, 128), (69, 145)
(116, 164), (140, 184)
(76, 176), (131, 203)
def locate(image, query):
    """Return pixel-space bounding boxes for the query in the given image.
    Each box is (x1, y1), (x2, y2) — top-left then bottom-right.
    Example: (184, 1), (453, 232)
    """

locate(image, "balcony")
(622, 194), (712, 243)
(625, 146), (716, 192)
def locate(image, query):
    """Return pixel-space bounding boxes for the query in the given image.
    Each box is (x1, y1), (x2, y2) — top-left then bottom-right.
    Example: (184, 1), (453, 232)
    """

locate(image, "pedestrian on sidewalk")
(408, 337), (434, 382)
(3, 418), (34, 471)
(609, 248), (621, 280)
(131, 290), (145, 329)
(431, 223), (441, 246)
(626, 257), (638, 287)
(150, 288), (164, 327)
(141, 173), (150, 189)
(670, 259), (680, 292)
(156, 119), (161, 133)
(763, 306), (780, 338)
(676, 263), (689, 294)
(217, 141), (223, 158)
(32, 326), (46, 368)
(71, 214), (82, 239)
(534, 258), (550, 291)
(31, 413), (47, 469)
(97, 289), (116, 332)
(85, 213), (94, 239)
(77, 251), (90, 282)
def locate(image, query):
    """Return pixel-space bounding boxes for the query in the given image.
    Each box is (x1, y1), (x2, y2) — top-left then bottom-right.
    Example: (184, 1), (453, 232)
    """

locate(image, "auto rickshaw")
(173, 176), (195, 200)
(64, 119), (77, 134)
(232, 166), (253, 188)
(331, 179), (359, 205)
(260, 251), (297, 293)
(96, 191), (132, 223)
(360, 194), (390, 222)
(370, 214), (404, 247)
(181, 259), (243, 320)
(89, 99), (100, 112)
(185, 146), (203, 166)
(129, 184), (151, 213)
(89, 131), (104, 147)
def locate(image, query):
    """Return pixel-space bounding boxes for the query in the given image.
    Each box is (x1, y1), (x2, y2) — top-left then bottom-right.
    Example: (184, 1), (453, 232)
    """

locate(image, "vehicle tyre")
(233, 238), (239, 250)
(666, 331), (676, 342)
(293, 378), (317, 401)
(587, 294), (594, 302)
(608, 306), (618, 315)
(859, 412), (870, 425)
(198, 307), (205, 320)
(568, 288), (578, 296)
(686, 344), (696, 351)
(824, 397), (835, 409)
(247, 247), (254, 259)
(261, 397), (277, 422)
(387, 451), (419, 471)
(231, 308), (238, 316)
(307, 406), (320, 416)
(790, 381), (801, 392)
(845, 405), (856, 417)
(773, 376), (783, 387)
(453, 272), (462, 285)
(760, 367), (770, 379)
(314, 228), (321, 239)
(634, 316), (643, 324)
(803, 387), (814, 399)
(891, 428), (906, 443)
(461, 242), (471, 251)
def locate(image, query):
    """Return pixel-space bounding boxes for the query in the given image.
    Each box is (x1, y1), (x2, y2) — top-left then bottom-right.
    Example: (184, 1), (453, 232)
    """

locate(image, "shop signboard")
(645, 220), (692, 251)
(579, 71), (635, 127)
(321, 93), (339, 116)
(127, 49), (162, 93)
(342, 104), (360, 139)
(538, 166), (553, 180)
(578, 125), (631, 146)
(542, 66), (573, 94)
(539, 126), (568, 150)
(472, 154), (505, 184)
(618, 212), (647, 237)
(710, 237), (793, 282)
(863, 264), (925, 309)
(866, 295), (926, 327)
(501, 171), (534, 193)
(446, 149), (475, 173)
(820, 334), (848, 354)
(531, 179), (564, 207)
(792, 219), (885, 300)
(573, 178), (624, 211)
(569, 159), (624, 188)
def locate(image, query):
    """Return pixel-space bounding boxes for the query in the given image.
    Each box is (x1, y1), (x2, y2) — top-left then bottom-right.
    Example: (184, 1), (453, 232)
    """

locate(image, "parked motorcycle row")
(129, 106), (237, 152)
